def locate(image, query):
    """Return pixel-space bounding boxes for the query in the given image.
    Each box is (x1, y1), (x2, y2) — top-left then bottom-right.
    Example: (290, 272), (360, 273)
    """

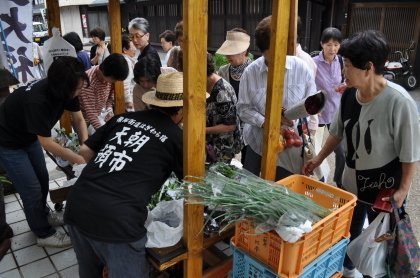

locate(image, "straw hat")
(142, 72), (184, 107)
(216, 31), (250, 56)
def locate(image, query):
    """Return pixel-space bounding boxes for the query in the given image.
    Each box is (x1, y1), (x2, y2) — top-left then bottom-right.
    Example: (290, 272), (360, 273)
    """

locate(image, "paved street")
(404, 86), (420, 240)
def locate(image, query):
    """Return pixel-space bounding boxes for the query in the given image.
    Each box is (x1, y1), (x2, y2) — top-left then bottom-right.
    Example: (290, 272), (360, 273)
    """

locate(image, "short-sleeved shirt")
(206, 78), (242, 162)
(330, 81), (420, 204)
(313, 52), (342, 125)
(0, 79), (80, 148)
(64, 109), (183, 243)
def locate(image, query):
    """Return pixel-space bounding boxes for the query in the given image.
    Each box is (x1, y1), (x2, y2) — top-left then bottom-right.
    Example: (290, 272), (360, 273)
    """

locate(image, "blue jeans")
(343, 201), (379, 270)
(244, 146), (293, 180)
(0, 141), (54, 238)
(68, 225), (150, 278)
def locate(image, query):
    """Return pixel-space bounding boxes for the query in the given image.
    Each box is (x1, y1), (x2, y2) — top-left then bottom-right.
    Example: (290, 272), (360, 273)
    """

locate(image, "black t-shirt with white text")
(64, 109), (183, 243)
(0, 79), (80, 148)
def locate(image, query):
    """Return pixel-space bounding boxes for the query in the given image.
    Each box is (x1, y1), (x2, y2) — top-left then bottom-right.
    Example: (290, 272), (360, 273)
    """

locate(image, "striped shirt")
(79, 66), (114, 129)
(237, 56), (318, 173)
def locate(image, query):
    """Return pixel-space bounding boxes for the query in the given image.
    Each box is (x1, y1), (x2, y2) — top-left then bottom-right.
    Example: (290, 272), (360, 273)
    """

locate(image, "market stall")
(43, 0), (356, 277)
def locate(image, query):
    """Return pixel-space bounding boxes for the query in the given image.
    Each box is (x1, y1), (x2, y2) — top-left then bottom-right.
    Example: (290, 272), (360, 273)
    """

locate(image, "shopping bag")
(387, 201), (420, 277)
(41, 27), (77, 73)
(144, 199), (183, 248)
(347, 212), (390, 278)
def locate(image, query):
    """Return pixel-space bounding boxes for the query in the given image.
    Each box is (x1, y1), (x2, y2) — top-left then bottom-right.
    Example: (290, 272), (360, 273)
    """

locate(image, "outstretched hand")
(302, 156), (322, 176)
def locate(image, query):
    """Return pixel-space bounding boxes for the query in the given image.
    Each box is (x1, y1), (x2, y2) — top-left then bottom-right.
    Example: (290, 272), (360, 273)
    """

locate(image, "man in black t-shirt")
(64, 72), (184, 277)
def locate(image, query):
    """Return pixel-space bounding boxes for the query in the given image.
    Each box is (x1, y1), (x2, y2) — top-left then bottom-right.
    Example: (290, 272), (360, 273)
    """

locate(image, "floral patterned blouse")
(206, 78), (242, 163)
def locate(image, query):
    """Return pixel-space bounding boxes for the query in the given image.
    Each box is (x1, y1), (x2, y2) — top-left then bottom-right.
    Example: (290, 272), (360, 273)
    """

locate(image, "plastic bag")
(347, 212), (390, 278)
(145, 199), (183, 248)
(41, 27), (77, 73)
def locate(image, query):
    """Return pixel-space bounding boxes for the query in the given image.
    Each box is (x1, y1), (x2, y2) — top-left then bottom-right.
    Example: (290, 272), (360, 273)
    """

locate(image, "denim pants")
(0, 141), (54, 238)
(343, 200), (379, 270)
(244, 146), (293, 180)
(68, 225), (150, 278)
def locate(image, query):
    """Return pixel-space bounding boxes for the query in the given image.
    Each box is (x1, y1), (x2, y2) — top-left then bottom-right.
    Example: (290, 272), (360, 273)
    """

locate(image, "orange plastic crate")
(234, 175), (356, 278)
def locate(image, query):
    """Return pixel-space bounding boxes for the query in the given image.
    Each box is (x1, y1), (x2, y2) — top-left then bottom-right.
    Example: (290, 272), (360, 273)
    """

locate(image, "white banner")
(0, 0), (36, 84)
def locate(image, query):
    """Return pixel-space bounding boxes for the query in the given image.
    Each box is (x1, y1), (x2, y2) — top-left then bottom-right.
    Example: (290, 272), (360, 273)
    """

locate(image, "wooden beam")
(260, 0), (291, 181)
(45, 0), (61, 36)
(45, 0), (72, 134)
(288, 0), (298, 56)
(182, 0), (208, 277)
(108, 0), (125, 115)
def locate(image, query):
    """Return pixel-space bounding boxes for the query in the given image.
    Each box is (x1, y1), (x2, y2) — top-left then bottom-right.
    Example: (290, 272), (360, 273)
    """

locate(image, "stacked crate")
(232, 175), (357, 278)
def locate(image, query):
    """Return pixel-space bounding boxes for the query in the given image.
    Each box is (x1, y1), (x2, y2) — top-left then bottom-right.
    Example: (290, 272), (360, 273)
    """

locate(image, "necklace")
(229, 59), (251, 81)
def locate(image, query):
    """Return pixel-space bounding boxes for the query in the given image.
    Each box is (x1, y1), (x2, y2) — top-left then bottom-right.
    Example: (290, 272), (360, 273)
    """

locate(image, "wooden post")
(182, 0), (208, 277)
(260, 0), (291, 181)
(288, 0), (298, 56)
(45, 0), (72, 134)
(45, 0), (61, 36)
(108, 0), (125, 115)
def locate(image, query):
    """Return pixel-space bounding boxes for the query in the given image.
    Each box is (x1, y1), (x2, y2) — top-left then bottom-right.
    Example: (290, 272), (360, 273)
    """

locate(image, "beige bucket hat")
(216, 31), (250, 55)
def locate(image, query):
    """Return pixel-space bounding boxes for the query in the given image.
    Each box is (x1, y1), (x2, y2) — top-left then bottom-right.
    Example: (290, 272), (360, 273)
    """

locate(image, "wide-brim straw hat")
(143, 72), (210, 107)
(142, 72), (184, 107)
(216, 31), (250, 56)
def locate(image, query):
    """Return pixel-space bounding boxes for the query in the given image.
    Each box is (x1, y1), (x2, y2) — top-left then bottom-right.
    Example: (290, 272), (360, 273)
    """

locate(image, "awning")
(58, 0), (125, 7)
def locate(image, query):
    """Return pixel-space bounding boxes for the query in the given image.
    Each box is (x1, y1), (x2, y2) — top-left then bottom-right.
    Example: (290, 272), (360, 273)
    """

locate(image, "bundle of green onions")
(182, 163), (330, 237)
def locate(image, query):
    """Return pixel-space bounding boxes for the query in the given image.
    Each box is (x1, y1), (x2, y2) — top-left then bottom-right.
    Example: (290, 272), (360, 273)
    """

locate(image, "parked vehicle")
(383, 41), (417, 90)
(33, 21), (49, 45)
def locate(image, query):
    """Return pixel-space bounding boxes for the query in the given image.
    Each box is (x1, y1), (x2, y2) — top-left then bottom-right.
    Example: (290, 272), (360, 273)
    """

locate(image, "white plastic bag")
(347, 212), (390, 278)
(41, 27), (77, 73)
(145, 199), (183, 248)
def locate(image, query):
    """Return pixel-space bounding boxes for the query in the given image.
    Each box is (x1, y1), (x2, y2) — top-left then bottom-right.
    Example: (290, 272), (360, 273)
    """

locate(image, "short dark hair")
(99, 53), (129, 81)
(320, 27), (343, 44)
(89, 27), (106, 41)
(159, 30), (176, 44)
(121, 34), (131, 51)
(150, 105), (182, 116)
(206, 53), (215, 76)
(255, 16), (271, 53)
(48, 56), (89, 99)
(63, 32), (83, 52)
(339, 30), (389, 74)
(174, 21), (183, 40)
(133, 56), (161, 84)
(167, 47), (182, 71)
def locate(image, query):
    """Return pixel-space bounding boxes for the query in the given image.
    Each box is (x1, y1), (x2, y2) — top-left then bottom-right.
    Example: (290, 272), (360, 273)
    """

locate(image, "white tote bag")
(347, 212), (390, 278)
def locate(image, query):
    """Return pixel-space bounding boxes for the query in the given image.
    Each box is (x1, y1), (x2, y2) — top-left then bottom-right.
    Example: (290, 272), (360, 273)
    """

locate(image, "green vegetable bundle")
(182, 163), (330, 233)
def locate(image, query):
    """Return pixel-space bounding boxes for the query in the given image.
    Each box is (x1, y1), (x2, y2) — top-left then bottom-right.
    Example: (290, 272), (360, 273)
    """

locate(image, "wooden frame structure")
(45, 0), (297, 276)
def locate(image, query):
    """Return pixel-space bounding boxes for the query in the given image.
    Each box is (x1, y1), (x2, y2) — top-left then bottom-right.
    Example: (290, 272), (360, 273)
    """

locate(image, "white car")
(33, 21), (49, 45)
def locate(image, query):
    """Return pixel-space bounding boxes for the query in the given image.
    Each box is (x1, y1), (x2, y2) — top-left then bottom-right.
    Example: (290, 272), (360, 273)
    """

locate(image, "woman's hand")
(382, 189), (407, 208)
(302, 156), (322, 176)
(96, 45), (105, 57)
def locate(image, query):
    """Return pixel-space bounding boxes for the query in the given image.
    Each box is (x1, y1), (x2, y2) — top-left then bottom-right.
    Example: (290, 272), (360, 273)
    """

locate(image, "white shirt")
(296, 44), (317, 78)
(122, 54), (137, 104)
(237, 55), (318, 173)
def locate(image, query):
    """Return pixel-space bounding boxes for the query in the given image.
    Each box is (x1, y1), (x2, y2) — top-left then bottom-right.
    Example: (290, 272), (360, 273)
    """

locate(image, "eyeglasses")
(129, 32), (147, 40)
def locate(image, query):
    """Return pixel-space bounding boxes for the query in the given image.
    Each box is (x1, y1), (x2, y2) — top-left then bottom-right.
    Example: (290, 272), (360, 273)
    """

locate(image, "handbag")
(347, 212), (390, 278)
(387, 200), (420, 277)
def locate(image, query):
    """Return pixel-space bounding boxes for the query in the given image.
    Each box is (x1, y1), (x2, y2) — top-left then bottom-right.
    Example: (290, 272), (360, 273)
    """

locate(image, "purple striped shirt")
(313, 52), (342, 124)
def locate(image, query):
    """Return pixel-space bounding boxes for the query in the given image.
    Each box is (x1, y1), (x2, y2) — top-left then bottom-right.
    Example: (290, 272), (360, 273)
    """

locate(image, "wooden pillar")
(182, 0), (208, 277)
(288, 0), (298, 56)
(108, 0), (125, 115)
(46, 0), (72, 134)
(260, 0), (291, 181)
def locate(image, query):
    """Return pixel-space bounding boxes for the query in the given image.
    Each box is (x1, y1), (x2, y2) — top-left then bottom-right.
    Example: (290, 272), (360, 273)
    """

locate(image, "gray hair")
(128, 17), (149, 34)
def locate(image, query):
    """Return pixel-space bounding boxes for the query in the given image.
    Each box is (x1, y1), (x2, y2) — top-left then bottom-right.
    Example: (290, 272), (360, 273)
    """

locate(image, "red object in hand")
(372, 188), (397, 213)
(335, 83), (347, 94)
